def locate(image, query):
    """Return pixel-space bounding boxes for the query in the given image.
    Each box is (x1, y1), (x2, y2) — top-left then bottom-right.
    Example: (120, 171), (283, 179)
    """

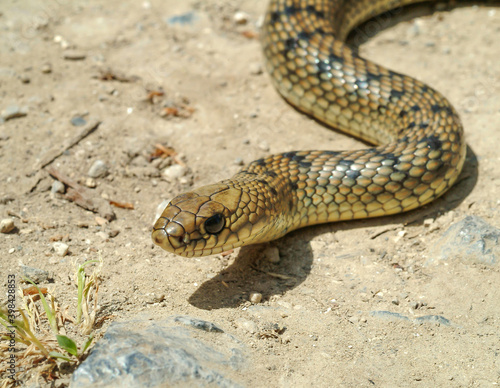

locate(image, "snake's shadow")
(188, 146), (477, 310)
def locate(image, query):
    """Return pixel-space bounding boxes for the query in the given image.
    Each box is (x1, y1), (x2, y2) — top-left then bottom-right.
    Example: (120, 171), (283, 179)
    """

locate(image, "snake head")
(152, 181), (276, 257)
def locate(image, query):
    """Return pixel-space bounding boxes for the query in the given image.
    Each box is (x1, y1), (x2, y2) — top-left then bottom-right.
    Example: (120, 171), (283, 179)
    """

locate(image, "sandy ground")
(1, 0), (500, 386)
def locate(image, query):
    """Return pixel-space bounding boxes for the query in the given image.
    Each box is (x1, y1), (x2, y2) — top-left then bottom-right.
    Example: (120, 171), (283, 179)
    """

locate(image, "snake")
(152, 0), (466, 257)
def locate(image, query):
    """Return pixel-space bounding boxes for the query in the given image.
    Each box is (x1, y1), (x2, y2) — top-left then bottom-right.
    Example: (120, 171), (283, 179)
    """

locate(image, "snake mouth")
(152, 225), (238, 258)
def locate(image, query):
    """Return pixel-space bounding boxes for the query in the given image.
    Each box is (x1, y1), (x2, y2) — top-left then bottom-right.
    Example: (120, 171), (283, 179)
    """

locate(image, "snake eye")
(204, 213), (225, 234)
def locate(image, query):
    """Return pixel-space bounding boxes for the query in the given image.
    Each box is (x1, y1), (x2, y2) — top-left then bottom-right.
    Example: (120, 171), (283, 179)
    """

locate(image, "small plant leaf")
(23, 277), (58, 334)
(56, 334), (78, 357)
(81, 334), (94, 354)
(76, 259), (99, 325)
(49, 351), (73, 362)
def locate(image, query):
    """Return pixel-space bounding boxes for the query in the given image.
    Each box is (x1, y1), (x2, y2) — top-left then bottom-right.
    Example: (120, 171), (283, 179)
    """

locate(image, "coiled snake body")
(152, 0), (466, 257)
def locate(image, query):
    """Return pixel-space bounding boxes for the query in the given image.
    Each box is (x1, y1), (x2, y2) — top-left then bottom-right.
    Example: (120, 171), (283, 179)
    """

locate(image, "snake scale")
(152, 0), (466, 257)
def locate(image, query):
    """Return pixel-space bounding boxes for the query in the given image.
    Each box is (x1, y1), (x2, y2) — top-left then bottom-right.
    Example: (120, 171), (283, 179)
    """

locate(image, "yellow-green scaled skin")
(152, 0), (466, 257)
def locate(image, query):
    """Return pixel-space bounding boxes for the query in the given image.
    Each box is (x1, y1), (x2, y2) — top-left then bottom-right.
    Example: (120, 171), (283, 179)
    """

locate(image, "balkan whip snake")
(152, 0), (466, 257)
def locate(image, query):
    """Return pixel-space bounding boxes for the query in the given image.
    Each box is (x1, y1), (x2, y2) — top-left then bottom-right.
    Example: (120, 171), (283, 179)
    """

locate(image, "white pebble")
(249, 63), (263, 75)
(249, 292), (262, 304)
(235, 318), (258, 333)
(96, 231), (108, 240)
(258, 140), (270, 152)
(53, 242), (69, 257)
(88, 160), (109, 178)
(233, 11), (249, 25)
(51, 180), (65, 194)
(0, 218), (15, 233)
(85, 177), (97, 188)
(163, 164), (187, 180)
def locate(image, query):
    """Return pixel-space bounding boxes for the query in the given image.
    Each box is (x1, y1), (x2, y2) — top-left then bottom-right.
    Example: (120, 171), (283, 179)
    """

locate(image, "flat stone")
(1, 105), (28, 121)
(173, 316), (224, 333)
(70, 116), (87, 126)
(21, 265), (50, 284)
(71, 316), (245, 388)
(429, 215), (500, 266)
(370, 311), (453, 326)
(63, 50), (86, 60)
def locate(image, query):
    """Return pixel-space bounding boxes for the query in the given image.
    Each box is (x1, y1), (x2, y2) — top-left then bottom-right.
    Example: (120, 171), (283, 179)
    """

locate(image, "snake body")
(152, 0), (466, 257)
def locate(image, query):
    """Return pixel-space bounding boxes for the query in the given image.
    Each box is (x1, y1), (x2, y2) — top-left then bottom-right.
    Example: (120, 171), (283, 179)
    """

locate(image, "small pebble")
(392, 298), (400, 305)
(88, 160), (109, 178)
(0, 218), (15, 233)
(249, 292), (262, 304)
(163, 164), (187, 180)
(53, 242), (69, 257)
(19, 74), (31, 83)
(41, 63), (52, 73)
(249, 63), (263, 75)
(109, 229), (120, 238)
(96, 231), (109, 240)
(263, 246), (280, 263)
(63, 50), (86, 60)
(258, 140), (270, 152)
(70, 116), (87, 126)
(235, 318), (258, 334)
(423, 218), (434, 226)
(1, 105), (28, 121)
(233, 11), (249, 25)
(95, 216), (108, 226)
(145, 293), (165, 304)
(51, 180), (65, 194)
(85, 177), (97, 188)
(233, 157), (244, 166)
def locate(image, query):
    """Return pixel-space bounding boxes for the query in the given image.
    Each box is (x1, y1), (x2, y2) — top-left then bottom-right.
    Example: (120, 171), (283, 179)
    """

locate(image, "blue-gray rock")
(429, 215), (500, 266)
(173, 316), (224, 333)
(70, 116), (87, 126)
(71, 316), (245, 388)
(369, 311), (410, 322)
(414, 315), (451, 326)
(166, 11), (198, 26)
(21, 265), (51, 283)
(370, 311), (453, 326)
